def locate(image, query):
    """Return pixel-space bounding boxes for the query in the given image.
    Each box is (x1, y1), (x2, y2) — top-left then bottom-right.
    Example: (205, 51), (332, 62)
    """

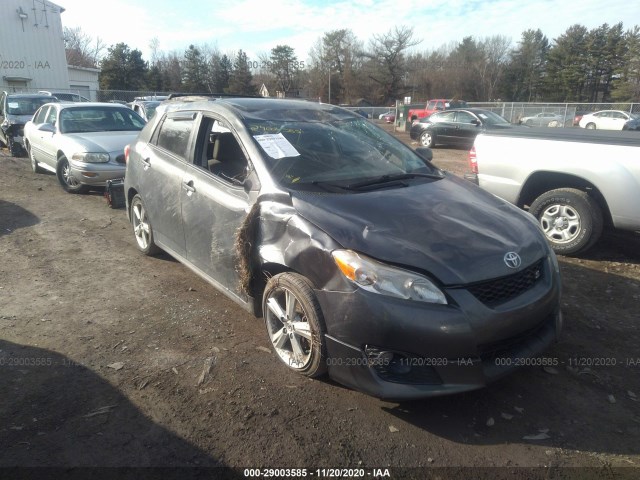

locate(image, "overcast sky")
(56, 0), (640, 62)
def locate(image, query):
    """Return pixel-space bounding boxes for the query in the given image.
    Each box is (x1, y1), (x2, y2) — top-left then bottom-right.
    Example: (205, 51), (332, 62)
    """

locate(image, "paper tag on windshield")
(254, 133), (300, 159)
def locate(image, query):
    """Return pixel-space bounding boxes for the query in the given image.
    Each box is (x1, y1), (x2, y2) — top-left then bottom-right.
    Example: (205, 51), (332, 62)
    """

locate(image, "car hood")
(290, 175), (548, 285)
(62, 131), (141, 154)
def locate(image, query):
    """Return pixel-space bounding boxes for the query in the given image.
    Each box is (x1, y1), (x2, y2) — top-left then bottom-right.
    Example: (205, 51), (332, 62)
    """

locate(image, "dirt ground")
(1, 125), (639, 478)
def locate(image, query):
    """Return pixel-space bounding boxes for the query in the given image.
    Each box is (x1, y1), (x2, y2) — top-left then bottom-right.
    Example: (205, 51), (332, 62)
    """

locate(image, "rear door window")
(155, 112), (196, 160)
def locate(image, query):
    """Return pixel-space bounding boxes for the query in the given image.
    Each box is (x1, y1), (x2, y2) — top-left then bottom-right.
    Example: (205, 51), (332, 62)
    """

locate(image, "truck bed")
(483, 126), (640, 148)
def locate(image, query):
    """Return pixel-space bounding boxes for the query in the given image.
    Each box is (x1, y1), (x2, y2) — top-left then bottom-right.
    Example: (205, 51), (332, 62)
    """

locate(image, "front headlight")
(332, 249), (447, 304)
(72, 152), (110, 163)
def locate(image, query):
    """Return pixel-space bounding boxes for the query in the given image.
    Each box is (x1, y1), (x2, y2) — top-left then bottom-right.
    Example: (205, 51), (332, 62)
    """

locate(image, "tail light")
(468, 146), (478, 174)
(124, 144), (130, 164)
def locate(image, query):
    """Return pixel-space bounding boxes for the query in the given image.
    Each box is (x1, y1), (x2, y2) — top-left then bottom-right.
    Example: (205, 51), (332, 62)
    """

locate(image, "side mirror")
(415, 146), (433, 162)
(471, 119), (480, 126)
(38, 123), (56, 133)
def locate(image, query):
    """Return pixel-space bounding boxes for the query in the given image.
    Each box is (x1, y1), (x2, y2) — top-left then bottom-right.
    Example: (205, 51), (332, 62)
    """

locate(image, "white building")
(0, 0), (99, 98)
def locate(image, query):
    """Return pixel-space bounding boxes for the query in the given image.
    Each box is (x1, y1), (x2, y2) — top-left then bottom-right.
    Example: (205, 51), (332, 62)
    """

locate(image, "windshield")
(7, 97), (53, 116)
(246, 116), (439, 191)
(59, 106), (146, 133)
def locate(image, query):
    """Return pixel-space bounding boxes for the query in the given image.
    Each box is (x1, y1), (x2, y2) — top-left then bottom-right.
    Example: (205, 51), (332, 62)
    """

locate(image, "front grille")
(115, 154), (126, 164)
(467, 259), (544, 307)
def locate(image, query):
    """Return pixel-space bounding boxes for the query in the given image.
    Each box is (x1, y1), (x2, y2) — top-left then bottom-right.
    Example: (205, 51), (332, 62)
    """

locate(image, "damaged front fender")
(234, 197), (353, 308)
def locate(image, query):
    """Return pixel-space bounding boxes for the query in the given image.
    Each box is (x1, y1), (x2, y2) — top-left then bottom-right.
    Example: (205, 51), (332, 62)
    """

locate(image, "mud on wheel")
(529, 188), (604, 255)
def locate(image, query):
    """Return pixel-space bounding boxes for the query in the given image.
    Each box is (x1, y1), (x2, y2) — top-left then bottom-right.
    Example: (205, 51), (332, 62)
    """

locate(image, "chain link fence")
(8, 86), (640, 127)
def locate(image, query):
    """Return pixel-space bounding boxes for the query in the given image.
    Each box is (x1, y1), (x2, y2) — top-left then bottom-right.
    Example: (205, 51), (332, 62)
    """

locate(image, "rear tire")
(529, 188), (603, 255)
(419, 131), (435, 148)
(130, 194), (161, 256)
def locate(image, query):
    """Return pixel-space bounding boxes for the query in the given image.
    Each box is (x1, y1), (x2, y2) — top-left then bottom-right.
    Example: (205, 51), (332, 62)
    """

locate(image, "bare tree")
(64, 26), (105, 68)
(365, 26), (421, 104)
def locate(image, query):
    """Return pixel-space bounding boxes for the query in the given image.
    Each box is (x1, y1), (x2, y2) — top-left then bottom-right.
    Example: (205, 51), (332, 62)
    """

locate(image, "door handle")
(183, 180), (196, 193)
(141, 158), (151, 168)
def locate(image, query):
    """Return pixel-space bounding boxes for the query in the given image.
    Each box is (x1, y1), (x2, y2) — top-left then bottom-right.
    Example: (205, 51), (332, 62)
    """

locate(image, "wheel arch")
(237, 202), (345, 318)
(126, 187), (139, 221)
(518, 171), (612, 227)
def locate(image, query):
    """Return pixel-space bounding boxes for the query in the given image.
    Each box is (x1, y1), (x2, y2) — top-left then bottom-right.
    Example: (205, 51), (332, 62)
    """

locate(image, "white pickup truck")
(467, 128), (640, 255)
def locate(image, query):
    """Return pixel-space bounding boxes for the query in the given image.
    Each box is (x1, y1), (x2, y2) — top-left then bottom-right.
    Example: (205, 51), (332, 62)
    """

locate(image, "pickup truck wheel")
(419, 131), (435, 148)
(529, 188), (603, 255)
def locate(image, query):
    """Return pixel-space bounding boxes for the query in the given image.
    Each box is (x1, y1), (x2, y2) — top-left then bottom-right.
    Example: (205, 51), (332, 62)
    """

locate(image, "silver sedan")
(24, 102), (145, 193)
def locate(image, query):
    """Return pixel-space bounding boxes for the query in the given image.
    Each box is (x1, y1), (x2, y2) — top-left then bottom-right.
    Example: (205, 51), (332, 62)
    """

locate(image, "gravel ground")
(1, 126), (639, 479)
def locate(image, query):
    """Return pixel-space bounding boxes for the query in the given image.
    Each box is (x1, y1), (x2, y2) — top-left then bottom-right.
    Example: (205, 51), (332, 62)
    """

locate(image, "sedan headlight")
(332, 249), (447, 304)
(72, 152), (110, 163)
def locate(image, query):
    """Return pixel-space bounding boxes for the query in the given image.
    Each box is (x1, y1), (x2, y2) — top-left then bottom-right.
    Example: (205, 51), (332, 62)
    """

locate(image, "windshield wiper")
(347, 172), (443, 190)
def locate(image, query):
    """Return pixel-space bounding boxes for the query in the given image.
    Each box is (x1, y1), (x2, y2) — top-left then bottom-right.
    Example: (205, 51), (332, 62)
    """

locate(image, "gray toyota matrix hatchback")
(125, 97), (562, 400)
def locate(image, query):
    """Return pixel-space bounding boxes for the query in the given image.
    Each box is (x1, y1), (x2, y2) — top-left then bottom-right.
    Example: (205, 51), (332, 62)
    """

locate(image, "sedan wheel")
(586, 123), (596, 129)
(130, 194), (160, 256)
(263, 273), (327, 378)
(419, 131), (435, 148)
(56, 156), (87, 193)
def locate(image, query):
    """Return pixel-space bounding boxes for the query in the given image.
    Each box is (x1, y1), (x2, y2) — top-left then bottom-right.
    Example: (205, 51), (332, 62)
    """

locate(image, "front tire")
(56, 156), (87, 193)
(8, 136), (22, 157)
(130, 194), (160, 256)
(262, 272), (327, 378)
(419, 131), (435, 148)
(585, 123), (596, 129)
(529, 188), (603, 255)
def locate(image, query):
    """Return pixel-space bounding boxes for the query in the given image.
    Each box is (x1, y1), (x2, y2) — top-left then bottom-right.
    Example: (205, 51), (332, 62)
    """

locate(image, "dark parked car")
(622, 117), (640, 131)
(125, 97), (562, 400)
(0, 92), (57, 156)
(410, 108), (513, 147)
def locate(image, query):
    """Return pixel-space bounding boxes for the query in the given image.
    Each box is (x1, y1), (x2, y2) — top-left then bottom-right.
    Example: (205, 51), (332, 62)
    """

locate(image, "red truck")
(408, 98), (467, 123)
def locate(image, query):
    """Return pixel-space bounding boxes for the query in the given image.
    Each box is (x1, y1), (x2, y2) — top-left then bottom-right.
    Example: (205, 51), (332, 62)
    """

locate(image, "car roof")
(54, 102), (132, 109)
(6, 93), (53, 99)
(161, 97), (358, 122)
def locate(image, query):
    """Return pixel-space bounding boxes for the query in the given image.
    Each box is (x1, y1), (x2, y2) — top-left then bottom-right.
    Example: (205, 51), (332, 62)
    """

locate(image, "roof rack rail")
(167, 93), (261, 100)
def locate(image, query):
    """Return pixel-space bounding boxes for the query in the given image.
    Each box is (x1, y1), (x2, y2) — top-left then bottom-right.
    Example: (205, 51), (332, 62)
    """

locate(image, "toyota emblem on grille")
(504, 252), (521, 269)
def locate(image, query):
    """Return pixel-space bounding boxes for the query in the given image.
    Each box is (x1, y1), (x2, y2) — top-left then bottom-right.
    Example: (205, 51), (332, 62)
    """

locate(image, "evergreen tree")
(211, 53), (231, 93)
(182, 45), (209, 93)
(612, 26), (640, 101)
(269, 45), (301, 97)
(501, 29), (549, 101)
(544, 25), (590, 101)
(228, 50), (256, 95)
(99, 43), (148, 91)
